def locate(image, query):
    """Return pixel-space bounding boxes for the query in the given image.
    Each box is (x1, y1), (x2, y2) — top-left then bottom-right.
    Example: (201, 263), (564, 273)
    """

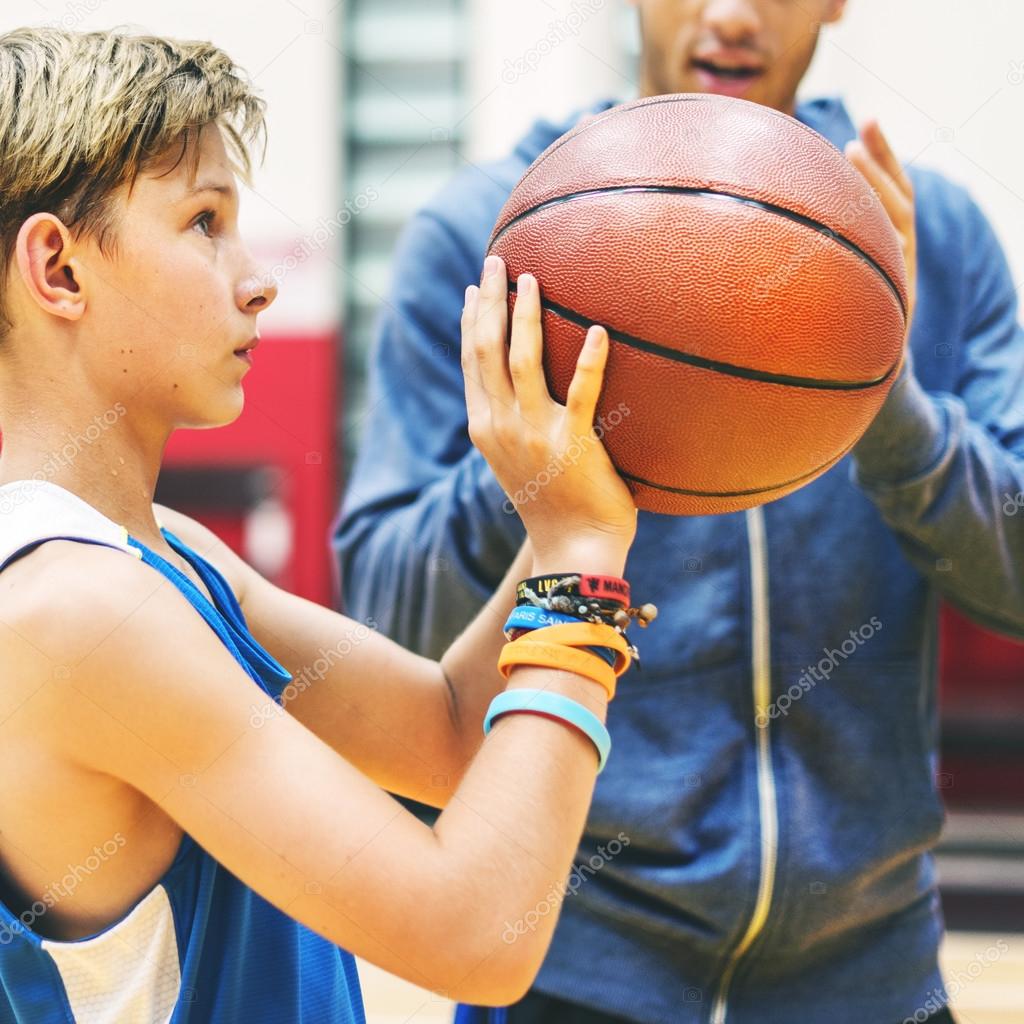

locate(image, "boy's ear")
(14, 213), (87, 322)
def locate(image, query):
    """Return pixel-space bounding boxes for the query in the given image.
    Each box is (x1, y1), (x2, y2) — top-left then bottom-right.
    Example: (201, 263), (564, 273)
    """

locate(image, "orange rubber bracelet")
(524, 622), (632, 676)
(498, 639), (617, 701)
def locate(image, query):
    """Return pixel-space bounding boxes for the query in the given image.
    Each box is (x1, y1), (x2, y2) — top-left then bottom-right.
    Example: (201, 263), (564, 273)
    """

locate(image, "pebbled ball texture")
(487, 93), (909, 516)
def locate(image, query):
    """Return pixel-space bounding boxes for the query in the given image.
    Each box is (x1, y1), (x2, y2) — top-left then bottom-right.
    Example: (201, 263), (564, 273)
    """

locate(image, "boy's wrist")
(530, 541), (628, 580)
(503, 671), (610, 722)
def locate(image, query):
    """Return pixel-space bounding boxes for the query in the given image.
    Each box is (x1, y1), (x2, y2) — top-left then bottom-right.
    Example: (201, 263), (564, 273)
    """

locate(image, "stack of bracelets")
(483, 572), (658, 774)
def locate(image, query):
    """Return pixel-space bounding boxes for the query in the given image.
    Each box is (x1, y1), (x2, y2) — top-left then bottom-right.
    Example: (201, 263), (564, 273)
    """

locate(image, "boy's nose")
(238, 273), (278, 312)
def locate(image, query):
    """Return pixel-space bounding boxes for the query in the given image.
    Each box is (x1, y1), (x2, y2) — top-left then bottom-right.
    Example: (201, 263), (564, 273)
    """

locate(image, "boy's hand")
(462, 255), (637, 572)
(845, 120), (917, 350)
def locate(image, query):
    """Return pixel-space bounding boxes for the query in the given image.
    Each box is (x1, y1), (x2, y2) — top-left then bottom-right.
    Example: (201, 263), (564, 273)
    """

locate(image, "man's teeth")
(695, 60), (759, 79)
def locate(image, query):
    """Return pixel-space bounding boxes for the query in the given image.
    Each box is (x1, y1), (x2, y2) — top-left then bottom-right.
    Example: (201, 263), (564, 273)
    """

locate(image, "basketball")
(487, 94), (910, 516)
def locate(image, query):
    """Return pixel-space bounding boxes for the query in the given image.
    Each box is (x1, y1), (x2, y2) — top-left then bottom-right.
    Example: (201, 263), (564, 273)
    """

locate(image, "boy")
(0, 27), (640, 1022)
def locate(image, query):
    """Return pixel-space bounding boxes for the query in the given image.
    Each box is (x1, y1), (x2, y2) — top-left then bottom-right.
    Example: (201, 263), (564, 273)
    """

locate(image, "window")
(339, 0), (467, 469)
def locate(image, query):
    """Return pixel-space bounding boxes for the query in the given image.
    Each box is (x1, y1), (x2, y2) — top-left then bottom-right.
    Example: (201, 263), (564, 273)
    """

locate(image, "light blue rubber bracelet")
(483, 689), (611, 773)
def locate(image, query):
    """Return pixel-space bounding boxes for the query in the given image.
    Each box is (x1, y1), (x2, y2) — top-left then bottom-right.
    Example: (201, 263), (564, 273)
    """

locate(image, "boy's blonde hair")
(0, 27), (266, 339)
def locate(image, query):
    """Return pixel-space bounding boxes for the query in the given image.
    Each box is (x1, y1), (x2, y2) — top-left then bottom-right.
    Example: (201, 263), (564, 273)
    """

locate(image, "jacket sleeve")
(332, 210), (526, 659)
(850, 193), (1024, 639)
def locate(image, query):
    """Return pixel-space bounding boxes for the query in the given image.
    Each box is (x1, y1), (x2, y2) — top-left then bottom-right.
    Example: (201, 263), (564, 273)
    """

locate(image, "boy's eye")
(192, 210), (216, 236)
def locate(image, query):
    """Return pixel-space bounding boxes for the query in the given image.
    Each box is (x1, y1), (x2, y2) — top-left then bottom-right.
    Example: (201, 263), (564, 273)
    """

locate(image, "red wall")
(163, 331), (340, 608)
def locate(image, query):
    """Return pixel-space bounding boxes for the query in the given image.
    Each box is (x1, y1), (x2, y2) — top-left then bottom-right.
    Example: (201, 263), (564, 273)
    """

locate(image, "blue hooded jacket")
(333, 97), (1024, 1024)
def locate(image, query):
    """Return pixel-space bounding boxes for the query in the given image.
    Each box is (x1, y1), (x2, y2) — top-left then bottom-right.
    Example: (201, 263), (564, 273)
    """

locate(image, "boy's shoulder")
(0, 537), (176, 670)
(0, 523), (250, 784)
(0, 492), (251, 663)
(0, 510), (249, 639)
(153, 503), (251, 603)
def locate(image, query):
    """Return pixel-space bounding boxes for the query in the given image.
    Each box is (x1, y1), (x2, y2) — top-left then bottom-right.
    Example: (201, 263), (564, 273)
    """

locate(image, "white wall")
(464, 0), (1024, 286)
(6, 2), (1024, 314)
(0, 0), (340, 333)
(803, 0), (1024, 284)
(465, 0), (636, 163)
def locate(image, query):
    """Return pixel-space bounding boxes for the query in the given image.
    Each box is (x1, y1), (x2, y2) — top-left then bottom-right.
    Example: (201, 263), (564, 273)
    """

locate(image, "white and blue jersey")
(0, 480), (366, 1024)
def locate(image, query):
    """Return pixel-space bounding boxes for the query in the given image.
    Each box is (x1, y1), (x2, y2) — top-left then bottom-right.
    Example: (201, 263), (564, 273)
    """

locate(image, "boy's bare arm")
(151, 254), (636, 814)
(155, 504), (537, 809)
(15, 539), (616, 1005)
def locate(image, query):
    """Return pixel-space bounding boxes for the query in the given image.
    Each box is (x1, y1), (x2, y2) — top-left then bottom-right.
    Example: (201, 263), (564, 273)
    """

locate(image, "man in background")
(335, 2), (1024, 1021)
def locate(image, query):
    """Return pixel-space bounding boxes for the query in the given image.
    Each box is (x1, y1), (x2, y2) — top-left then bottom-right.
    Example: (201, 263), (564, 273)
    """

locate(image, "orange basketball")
(487, 94), (909, 516)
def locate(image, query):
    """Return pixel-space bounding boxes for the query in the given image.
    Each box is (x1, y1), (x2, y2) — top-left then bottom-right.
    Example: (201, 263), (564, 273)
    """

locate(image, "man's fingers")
(860, 120), (914, 199)
(846, 140), (913, 234)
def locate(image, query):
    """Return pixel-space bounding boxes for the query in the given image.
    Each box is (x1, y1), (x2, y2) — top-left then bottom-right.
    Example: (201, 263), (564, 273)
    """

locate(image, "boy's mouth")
(234, 336), (260, 355)
(234, 335), (259, 366)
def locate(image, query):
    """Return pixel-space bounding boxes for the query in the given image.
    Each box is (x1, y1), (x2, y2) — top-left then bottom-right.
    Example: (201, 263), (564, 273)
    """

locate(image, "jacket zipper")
(710, 506), (778, 1024)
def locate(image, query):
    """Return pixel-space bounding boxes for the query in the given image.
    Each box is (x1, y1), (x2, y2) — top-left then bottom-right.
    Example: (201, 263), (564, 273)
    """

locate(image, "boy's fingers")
(565, 325), (609, 434)
(508, 273), (548, 419)
(474, 255), (515, 410)
(461, 285), (494, 443)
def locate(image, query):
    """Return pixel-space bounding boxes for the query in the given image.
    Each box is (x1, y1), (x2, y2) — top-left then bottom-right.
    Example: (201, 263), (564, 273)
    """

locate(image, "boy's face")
(72, 122), (275, 430)
(630, 0), (847, 114)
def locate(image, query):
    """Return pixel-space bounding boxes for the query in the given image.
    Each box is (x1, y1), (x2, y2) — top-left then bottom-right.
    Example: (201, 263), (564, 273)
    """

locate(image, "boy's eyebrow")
(179, 181), (236, 201)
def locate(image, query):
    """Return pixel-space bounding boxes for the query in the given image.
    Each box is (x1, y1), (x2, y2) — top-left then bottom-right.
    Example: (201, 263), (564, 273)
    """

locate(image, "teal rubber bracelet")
(483, 689), (611, 773)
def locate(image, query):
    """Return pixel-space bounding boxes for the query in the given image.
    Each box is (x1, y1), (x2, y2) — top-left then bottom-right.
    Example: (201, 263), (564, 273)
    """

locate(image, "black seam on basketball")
(491, 185), (907, 320)
(502, 95), (844, 214)
(505, 95), (708, 203)
(516, 284), (901, 391)
(618, 93), (837, 147)
(619, 440), (856, 499)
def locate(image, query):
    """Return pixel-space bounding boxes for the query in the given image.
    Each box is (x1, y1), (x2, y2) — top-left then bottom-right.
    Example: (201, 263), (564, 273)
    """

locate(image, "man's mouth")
(690, 57), (764, 97)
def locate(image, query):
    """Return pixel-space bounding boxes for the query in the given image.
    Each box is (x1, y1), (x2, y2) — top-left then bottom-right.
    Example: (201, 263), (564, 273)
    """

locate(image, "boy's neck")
(0, 462), (162, 545)
(0, 420), (166, 546)
(0, 350), (174, 543)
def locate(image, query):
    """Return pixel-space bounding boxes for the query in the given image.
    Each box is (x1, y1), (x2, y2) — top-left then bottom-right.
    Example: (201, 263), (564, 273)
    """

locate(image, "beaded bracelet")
(515, 572), (658, 665)
(516, 572), (631, 607)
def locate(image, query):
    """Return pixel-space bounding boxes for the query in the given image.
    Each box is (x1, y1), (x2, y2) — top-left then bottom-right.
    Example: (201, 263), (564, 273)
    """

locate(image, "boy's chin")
(176, 391), (246, 431)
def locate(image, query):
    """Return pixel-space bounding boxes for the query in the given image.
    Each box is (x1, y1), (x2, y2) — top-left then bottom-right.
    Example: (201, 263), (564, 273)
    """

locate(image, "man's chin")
(648, 76), (793, 115)
(690, 66), (764, 100)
